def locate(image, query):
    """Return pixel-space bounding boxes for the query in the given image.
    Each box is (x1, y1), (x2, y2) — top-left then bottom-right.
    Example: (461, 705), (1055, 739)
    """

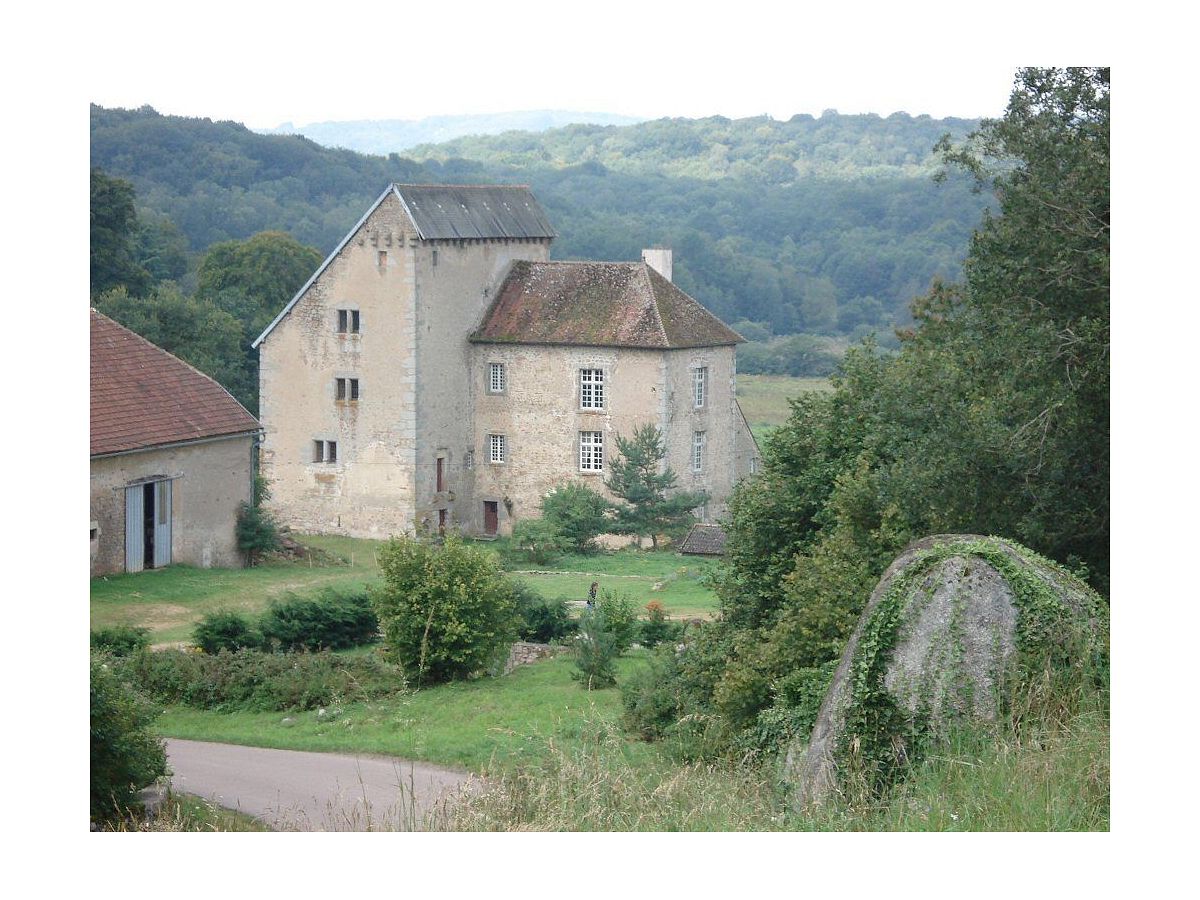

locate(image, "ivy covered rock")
(784, 535), (1108, 807)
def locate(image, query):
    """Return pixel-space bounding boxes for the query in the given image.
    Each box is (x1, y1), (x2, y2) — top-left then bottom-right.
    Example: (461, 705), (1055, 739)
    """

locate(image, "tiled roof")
(472, 261), (744, 349)
(678, 524), (729, 556)
(91, 309), (259, 456)
(394, 184), (555, 241)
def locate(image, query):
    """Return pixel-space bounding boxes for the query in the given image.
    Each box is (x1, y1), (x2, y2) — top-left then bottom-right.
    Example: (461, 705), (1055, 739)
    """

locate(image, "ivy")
(833, 537), (1107, 799)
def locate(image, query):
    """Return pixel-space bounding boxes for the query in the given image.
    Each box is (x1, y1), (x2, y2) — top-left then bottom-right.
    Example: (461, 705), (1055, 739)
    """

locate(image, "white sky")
(73, 1), (1049, 128)
(8, 0), (1197, 880)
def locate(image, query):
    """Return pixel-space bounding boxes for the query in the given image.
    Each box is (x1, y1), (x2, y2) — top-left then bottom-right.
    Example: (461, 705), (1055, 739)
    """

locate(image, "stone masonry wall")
(258, 192), (419, 538)
(90, 434), (254, 575)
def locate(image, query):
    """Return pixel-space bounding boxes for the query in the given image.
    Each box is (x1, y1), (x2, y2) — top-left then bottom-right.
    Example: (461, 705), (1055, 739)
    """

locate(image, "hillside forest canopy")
(90, 104), (995, 390)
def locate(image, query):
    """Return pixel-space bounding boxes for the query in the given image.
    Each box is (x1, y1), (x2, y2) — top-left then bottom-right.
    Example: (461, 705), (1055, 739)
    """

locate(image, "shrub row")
(115, 647), (406, 712)
(91, 625), (151, 656)
(192, 588), (378, 653)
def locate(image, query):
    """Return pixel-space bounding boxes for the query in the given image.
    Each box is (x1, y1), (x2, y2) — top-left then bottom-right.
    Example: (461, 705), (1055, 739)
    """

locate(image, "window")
(378, 250), (388, 267)
(692, 431), (706, 473)
(488, 362), (506, 394)
(580, 431), (604, 471)
(580, 368), (605, 409)
(337, 309), (361, 334)
(693, 367), (708, 409)
(336, 378), (360, 401)
(313, 440), (338, 463)
(488, 434), (506, 464)
(750, 457), (759, 475)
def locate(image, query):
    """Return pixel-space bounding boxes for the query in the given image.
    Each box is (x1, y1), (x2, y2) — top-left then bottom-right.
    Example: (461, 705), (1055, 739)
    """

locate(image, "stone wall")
(259, 191), (419, 538)
(90, 434), (254, 576)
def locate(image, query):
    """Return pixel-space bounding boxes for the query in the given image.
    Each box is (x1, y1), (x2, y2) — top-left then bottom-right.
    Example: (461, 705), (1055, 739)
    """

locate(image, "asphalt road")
(165, 739), (475, 831)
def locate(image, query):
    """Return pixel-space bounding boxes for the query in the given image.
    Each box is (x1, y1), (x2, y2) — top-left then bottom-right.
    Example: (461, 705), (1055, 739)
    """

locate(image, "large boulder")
(784, 534), (1107, 807)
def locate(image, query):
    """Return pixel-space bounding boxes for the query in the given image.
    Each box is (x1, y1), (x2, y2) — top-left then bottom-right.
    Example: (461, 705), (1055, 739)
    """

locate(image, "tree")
(540, 482), (613, 553)
(93, 284), (255, 412)
(371, 536), (518, 686)
(91, 169), (151, 296)
(196, 231), (323, 338)
(90, 652), (167, 824)
(605, 425), (708, 549)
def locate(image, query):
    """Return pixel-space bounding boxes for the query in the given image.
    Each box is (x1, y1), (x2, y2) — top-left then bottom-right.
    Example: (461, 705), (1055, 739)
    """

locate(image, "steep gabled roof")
(471, 261), (744, 350)
(394, 184), (555, 241)
(253, 183), (554, 348)
(91, 310), (259, 457)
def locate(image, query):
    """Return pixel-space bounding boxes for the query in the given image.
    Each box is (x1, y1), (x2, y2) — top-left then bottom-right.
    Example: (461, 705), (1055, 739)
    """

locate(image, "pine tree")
(606, 424), (708, 549)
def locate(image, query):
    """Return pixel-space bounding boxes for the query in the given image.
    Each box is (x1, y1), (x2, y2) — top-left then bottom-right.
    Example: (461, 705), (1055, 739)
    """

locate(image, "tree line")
(91, 104), (992, 346)
(621, 67), (1110, 759)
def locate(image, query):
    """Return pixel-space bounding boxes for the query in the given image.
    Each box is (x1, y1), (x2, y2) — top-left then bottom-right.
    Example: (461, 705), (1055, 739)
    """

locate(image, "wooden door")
(483, 501), (498, 536)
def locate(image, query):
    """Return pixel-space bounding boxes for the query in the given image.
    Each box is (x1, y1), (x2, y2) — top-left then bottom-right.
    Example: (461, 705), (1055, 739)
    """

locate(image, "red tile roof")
(91, 309), (259, 456)
(471, 261), (744, 350)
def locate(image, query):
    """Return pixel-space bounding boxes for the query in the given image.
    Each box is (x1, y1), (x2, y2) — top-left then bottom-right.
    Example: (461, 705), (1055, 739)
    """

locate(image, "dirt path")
(165, 739), (475, 831)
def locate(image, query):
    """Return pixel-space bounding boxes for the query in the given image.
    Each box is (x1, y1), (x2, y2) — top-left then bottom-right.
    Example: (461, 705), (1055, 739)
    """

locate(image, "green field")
(90, 534), (720, 646)
(157, 652), (657, 774)
(737, 374), (832, 444)
(90, 535), (386, 645)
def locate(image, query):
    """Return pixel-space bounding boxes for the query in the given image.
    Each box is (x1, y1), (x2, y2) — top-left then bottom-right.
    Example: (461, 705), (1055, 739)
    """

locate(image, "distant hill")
(260, 110), (646, 154)
(90, 104), (991, 336)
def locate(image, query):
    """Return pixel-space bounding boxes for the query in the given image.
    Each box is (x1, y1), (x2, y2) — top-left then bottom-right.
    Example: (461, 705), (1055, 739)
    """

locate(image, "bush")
(638, 601), (681, 648)
(91, 625), (151, 656)
(235, 500), (281, 564)
(371, 535), (519, 685)
(511, 518), (569, 565)
(571, 607), (618, 690)
(117, 647), (406, 712)
(514, 582), (576, 643)
(541, 482), (612, 553)
(258, 588), (379, 651)
(91, 652), (167, 824)
(596, 588), (639, 655)
(193, 610), (261, 654)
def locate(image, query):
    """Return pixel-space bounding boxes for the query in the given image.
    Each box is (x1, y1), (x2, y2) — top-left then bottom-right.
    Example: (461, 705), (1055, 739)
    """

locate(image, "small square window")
(580, 369), (605, 410)
(337, 309), (361, 334)
(313, 440), (338, 464)
(488, 362), (506, 394)
(580, 431), (604, 471)
(336, 378), (360, 402)
(488, 434), (506, 464)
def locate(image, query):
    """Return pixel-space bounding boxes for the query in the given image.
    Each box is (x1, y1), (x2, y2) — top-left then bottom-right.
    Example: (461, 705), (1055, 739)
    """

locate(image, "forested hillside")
(91, 105), (991, 338)
(260, 109), (646, 154)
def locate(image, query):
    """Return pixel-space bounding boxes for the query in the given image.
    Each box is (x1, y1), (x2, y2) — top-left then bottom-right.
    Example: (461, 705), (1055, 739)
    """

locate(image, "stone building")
(254, 184), (758, 539)
(90, 310), (260, 575)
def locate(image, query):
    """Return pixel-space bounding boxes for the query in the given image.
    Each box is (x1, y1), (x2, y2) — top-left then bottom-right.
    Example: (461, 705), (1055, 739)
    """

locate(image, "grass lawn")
(92, 534), (722, 645)
(90, 534), (385, 645)
(157, 653), (659, 775)
(737, 373), (832, 443)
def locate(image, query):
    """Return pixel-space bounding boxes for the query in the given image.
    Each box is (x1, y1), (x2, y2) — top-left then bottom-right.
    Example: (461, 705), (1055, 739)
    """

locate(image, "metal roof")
(394, 184), (555, 241)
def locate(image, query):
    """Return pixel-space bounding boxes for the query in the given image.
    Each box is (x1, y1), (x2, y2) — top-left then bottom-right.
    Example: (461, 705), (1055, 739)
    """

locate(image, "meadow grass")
(736, 374), (832, 442)
(92, 534), (721, 644)
(156, 652), (659, 775)
(90, 551), (383, 646)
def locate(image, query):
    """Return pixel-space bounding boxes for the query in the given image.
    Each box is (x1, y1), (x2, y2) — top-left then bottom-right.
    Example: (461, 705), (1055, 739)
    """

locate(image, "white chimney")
(642, 247), (673, 282)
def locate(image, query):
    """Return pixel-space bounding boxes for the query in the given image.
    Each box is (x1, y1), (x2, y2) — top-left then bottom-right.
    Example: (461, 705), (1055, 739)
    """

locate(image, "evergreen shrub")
(91, 625), (151, 656)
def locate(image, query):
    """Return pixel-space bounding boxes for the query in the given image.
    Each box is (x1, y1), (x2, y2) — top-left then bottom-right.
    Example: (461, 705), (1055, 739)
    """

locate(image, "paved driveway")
(166, 739), (475, 831)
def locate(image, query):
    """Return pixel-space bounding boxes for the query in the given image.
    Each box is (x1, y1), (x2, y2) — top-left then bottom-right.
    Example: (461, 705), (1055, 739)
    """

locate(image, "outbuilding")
(90, 310), (260, 575)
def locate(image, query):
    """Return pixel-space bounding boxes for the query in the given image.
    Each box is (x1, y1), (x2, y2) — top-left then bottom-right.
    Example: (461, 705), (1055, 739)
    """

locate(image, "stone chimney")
(641, 248), (673, 282)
